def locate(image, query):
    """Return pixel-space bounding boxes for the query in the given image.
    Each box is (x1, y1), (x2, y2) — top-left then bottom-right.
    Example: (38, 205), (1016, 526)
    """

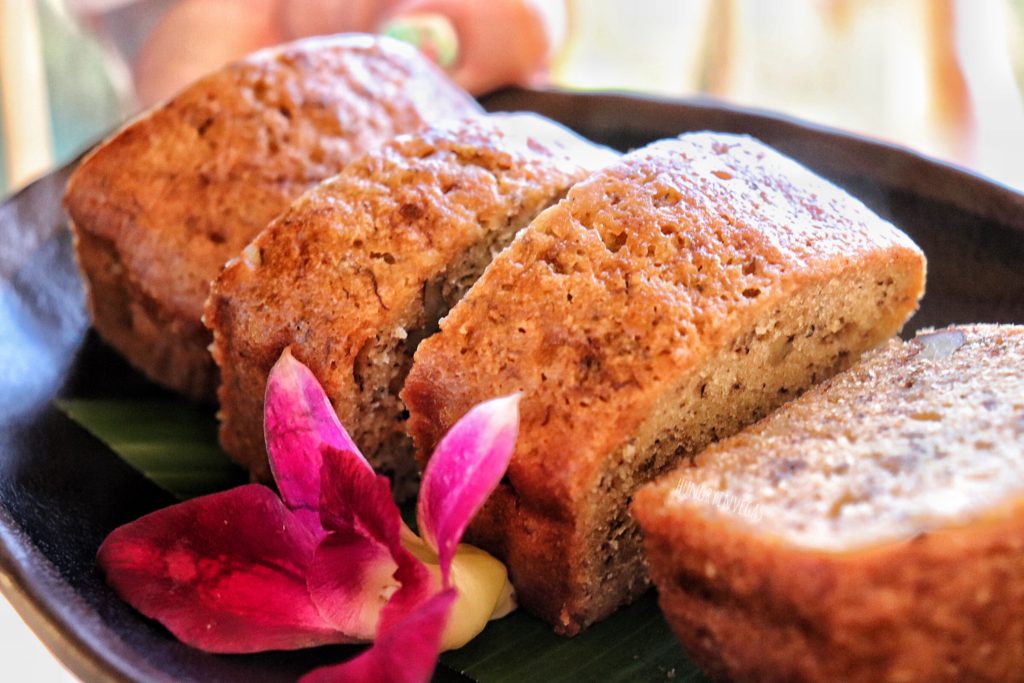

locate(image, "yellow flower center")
(400, 526), (516, 650)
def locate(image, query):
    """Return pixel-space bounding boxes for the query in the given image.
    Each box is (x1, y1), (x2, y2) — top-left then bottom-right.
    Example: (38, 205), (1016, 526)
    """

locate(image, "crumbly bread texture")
(206, 114), (615, 493)
(402, 132), (926, 634)
(64, 34), (481, 400)
(634, 324), (1024, 683)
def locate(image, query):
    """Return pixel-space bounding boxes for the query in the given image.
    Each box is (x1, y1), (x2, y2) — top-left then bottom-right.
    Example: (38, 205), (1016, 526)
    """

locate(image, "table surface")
(1, 596), (78, 681)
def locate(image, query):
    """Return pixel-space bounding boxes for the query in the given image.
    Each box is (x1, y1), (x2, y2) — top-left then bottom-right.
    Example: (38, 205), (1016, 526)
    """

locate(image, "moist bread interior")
(206, 114), (616, 494)
(403, 132), (926, 634)
(574, 267), (917, 622)
(655, 325), (1024, 550)
(344, 198), (560, 490)
(634, 325), (1024, 683)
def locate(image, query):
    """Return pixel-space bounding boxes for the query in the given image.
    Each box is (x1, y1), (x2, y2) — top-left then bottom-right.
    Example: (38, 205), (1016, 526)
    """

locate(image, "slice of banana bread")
(205, 114), (615, 494)
(64, 35), (481, 400)
(402, 132), (926, 634)
(634, 324), (1024, 683)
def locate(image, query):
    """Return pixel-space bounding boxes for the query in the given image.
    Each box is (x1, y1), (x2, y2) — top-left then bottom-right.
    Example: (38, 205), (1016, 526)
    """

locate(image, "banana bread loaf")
(402, 132), (926, 633)
(634, 324), (1024, 683)
(205, 113), (615, 493)
(64, 34), (481, 400)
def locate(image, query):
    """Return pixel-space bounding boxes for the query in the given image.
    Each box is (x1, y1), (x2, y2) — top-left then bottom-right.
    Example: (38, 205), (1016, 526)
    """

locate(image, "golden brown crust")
(635, 325), (1024, 682)
(403, 132), (926, 633)
(73, 226), (217, 399)
(641, 501), (1024, 683)
(64, 35), (480, 400)
(206, 114), (615, 487)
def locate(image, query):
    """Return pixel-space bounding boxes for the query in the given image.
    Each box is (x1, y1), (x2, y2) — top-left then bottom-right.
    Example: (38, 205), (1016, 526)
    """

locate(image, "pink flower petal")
(264, 347), (367, 522)
(316, 444), (399, 539)
(311, 446), (432, 636)
(308, 530), (397, 641)
(418, 394), (520, 584)
(299, 589), (457, 683)
(376, 554), (434, 637)
(97, 485), (343, 653)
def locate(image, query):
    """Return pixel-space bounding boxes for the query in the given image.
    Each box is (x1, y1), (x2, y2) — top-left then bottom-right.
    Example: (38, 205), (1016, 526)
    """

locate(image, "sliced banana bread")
(205, 113), (615, 494)
(402, 132), (927, 633)
(634, 324), (1024, 683)
(64, 35), (481, 400)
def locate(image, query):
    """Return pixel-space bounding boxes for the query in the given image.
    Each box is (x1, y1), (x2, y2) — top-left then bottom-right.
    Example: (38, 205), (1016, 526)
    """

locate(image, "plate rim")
(483, 87), (1024, 226)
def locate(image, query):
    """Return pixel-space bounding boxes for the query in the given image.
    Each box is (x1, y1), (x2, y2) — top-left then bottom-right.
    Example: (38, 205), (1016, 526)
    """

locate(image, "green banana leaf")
(56, 398), (247, 499)
(55, 398), (706, 683)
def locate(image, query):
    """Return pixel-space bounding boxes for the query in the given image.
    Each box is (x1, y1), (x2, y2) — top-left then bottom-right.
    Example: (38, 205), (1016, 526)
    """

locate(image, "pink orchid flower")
(97, 348), (519, 682)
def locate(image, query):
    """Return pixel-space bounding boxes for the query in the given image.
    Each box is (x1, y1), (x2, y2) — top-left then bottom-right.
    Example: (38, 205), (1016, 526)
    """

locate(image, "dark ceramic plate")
(1, 89), (1023, 682)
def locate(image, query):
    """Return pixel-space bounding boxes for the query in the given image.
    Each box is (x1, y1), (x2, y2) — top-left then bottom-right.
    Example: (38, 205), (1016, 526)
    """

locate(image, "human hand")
(131, 0), (561, 107)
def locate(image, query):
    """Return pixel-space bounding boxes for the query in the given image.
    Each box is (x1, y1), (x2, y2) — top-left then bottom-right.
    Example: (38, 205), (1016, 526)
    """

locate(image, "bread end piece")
(72, 224), (218, 400)
(64, 34), (481, 400)
(634, 324), (1024, 682)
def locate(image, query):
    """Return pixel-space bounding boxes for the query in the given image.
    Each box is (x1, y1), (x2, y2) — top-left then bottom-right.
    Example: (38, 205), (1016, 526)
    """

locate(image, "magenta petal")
(299, 589), (457, 683)
(264, 347), (368, 519)
(376, 545), (433, 637)
(317, 444), (402, 541)
(312, 447), (431, 633)
(418, 394), (520, 583)
(97, 485), (343, 653)
(308, 530), (397, 640)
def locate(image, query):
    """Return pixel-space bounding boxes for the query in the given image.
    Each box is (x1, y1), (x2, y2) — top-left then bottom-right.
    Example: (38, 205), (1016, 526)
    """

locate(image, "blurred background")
(1, 0), (1023, 679)
(2, 0), (1024, 196)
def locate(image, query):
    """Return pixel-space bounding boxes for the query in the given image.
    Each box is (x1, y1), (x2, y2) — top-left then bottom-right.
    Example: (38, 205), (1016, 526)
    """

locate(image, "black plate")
(1, 88), (1023, 682)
